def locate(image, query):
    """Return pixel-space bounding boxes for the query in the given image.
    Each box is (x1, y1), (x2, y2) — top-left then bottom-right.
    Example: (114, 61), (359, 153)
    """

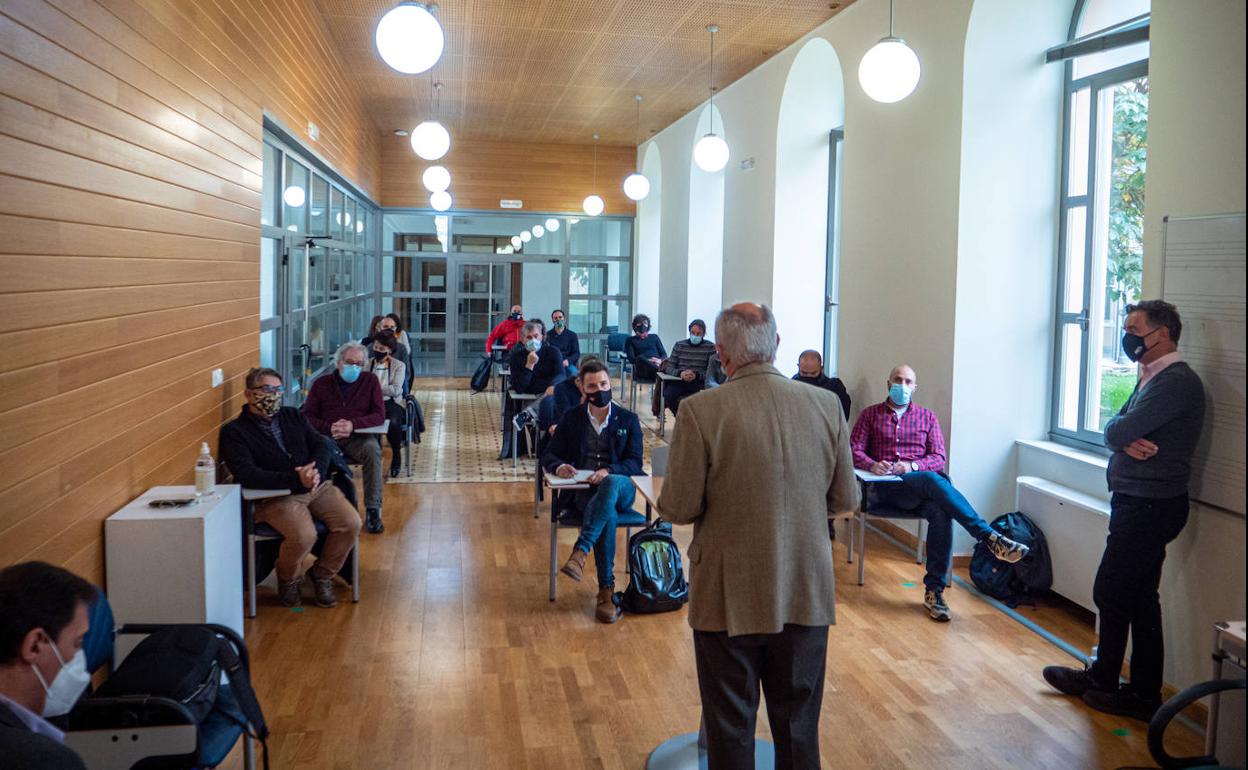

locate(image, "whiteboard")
(1162, 213), (1246, 515)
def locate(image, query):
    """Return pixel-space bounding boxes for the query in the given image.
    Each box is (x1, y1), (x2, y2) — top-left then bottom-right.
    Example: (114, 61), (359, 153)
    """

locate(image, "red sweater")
(486, 318), (525, 351)
(301, 370), (385, 434)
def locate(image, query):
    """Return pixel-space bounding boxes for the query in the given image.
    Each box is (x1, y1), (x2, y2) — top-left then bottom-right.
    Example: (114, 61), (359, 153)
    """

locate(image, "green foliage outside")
(1104, 78), (1148, 360)
(1100, 370), (1136, 429)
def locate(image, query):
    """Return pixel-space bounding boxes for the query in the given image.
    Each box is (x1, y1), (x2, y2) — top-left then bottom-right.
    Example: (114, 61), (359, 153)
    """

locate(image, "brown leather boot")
(278, 576), (303, 607)
(596, 587), (622, 623)
(560, 548), (588, 582)
(311, 574), (338, 608)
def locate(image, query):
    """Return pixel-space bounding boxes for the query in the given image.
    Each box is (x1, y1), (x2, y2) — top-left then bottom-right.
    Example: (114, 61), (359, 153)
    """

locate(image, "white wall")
(772, 39), (844, 375)
(1142, 0), (1248, 698)
(687, 106), (727, 333)
(635, 144), (662, 322)
(947, 0), (1070, 552)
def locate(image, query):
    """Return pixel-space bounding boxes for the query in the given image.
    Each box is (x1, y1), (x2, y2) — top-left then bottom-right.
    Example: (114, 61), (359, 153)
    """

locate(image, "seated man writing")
(849, 364), (1028, 622)
(793, 349), (850, 419)
(543, 360), (644, 624)
(661, 318), (716, 415)
(221, 368), (361, 607)
(0, 561), (93, 770)
(302, 342), (387, 534)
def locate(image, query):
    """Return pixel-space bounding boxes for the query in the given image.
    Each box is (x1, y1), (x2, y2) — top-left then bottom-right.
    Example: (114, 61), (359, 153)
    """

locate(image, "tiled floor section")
(393, 385), (669, 483)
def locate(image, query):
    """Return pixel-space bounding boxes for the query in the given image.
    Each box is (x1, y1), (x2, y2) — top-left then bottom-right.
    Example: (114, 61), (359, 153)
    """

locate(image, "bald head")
(797, 350), (823, 378)
(889, 365), (916, 386)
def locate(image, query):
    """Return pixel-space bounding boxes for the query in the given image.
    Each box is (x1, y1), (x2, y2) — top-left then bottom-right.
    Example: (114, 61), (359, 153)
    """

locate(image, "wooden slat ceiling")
(313, 0), (855, 145)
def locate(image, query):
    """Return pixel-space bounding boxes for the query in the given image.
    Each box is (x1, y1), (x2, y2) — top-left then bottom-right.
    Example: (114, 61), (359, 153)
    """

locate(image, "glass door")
(452, 261), (511, 375)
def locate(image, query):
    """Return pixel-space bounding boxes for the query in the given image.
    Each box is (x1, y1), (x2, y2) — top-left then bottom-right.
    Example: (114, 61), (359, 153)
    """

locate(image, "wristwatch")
(910, 461), (918, 472)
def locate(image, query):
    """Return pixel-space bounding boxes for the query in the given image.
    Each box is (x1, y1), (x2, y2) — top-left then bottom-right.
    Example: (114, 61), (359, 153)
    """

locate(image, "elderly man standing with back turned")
(1044, 300), (1205, 722)
(659, 303), (859, 770)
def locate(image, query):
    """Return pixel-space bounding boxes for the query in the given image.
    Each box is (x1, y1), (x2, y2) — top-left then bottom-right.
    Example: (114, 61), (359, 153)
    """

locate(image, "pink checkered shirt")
(850, 401), (948, 472)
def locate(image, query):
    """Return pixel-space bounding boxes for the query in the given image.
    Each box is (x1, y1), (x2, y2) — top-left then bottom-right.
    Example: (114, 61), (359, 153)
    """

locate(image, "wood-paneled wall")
(0, 0), (379, 584)
(381, 134), (638, 215)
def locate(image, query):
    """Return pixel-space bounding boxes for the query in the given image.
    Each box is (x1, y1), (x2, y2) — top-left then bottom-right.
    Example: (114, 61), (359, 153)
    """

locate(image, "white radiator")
(1015, 476), (1111, 613)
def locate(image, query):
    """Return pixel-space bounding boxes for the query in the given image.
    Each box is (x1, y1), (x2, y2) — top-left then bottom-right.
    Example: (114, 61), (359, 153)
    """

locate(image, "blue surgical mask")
(340, 364), (362, 383)
(525, 339), (542, 352)
(888, 382), (912, 406)
(689, 335), (703, 345)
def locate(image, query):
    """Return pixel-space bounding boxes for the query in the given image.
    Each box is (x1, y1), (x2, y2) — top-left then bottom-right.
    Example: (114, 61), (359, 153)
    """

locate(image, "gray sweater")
(1104, 361), (1205, 498)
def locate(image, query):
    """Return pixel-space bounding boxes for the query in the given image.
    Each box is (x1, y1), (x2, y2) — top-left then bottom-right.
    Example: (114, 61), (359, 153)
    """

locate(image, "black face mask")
(587, 389), (612, 408)
(509, 312), (522, 321)
(371, 348), (389, 361)
(798, 375), (821, 383)
(1121, 327), (1161, 363)
(634, 324), (649, 334)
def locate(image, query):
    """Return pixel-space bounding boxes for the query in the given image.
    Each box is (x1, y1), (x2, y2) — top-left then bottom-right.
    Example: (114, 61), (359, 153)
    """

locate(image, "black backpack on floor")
(95, 625), (270, 768)
(470, 355), (493, 393)
(618, 519), (689, 614)
(969, 511), (1053, 608)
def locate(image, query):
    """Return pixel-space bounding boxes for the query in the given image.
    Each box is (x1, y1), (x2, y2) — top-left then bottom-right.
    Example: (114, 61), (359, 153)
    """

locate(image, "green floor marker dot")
(901, 582), (916, 587)
(290, 606), (304, 613)
(1111, 728), (1130, 737)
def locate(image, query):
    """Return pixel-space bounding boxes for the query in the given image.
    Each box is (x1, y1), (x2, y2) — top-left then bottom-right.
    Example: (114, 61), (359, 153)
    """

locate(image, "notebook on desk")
(547, 469), (594, 486)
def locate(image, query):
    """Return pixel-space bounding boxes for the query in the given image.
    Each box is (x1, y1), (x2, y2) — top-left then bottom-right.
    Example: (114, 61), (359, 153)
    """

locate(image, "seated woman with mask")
(367, 331), (408, 478)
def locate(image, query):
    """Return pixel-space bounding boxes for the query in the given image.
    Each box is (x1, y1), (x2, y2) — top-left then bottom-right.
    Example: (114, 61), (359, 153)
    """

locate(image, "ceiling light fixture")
(511, 235), (523, 249)
(519, 230), (532, 242)
(282, 185), (306, 208)
(583, 133), (605, 216)
(545, 218), (560, 232)
(375, 2), (444, 75)
(858, 0), (921, 103)
(411, 81), (450, 160)
(422, 164), (451, 193)
(693, 24), (730, 173)
(623, 94), (651, 201)
(430, 190), (452, 211)
(532, 225), (545, 238)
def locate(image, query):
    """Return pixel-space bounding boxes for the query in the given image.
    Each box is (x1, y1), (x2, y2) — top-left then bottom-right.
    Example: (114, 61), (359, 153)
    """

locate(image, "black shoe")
(389, 458), (402, 477)
(1043, 665), (1098, 697)
(1082, 687), (1161, 722)
(365, 508), (384, 534)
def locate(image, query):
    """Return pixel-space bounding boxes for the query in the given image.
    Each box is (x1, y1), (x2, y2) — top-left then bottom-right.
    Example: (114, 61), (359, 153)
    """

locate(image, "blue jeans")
(870, 471), (994, 591)
(574, 474), (636, 588)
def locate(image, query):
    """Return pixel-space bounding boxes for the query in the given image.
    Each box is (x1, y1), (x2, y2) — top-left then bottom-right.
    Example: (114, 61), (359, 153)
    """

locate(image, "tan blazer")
(658, 362), (859, 636)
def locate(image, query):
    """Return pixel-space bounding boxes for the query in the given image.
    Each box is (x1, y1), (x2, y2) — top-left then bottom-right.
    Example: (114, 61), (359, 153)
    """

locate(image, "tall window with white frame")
(1051, 0), (1149, 445)
(823, 128), (844, 375)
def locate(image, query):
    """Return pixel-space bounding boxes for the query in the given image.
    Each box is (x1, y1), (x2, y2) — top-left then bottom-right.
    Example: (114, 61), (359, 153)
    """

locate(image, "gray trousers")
(339, 434), (383, 511)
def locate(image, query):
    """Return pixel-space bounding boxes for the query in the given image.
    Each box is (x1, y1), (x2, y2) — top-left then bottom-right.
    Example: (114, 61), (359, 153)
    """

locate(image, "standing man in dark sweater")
(302, 342), (387, 533)
(546, 308), (581, 374)
(1044, 300), (1205, 721)
(221, 368), (361, 606)
(662, 319), (717, 416)
(793, 349), (851, 419)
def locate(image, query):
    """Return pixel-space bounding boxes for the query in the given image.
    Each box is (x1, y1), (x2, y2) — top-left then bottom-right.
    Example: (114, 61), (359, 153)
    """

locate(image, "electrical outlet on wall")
(211, 368), (224, 388)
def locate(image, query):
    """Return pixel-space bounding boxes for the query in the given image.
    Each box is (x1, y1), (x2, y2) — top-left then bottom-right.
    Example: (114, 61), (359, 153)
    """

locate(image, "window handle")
(1076, 311), (1090, 331)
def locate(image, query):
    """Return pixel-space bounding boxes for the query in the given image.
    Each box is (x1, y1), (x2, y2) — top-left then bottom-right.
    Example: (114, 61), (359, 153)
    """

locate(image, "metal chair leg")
(351, 535), (360, 603)
(917, 519), (927, 564)
(246, 533), (257, 618)
(245, 732), (256, 770)
(548, 514), (559, 602)
(857, 511), (867, 586)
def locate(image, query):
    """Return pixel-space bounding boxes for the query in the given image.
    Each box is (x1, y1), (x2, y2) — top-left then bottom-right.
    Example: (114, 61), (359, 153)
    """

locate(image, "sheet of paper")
(854, 469), (903, 482)
(548, 469), (594, 486)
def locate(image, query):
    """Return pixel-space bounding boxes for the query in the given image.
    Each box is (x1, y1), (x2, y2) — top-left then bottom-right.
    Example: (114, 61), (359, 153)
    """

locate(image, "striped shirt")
(662, 339), (717, 386)
(850, 401), (947, 472)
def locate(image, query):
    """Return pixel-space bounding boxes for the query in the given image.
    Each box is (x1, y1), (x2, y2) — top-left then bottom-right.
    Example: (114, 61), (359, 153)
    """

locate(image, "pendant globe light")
(429, 190), (452, 211)
(622, 95), (651, 201)
(422, 164), (450, 193)
(375, 2), (444, 75)
(583, 133), (605, 216)
(545, 217), (560, 232)
(693, 24), (730, 173)
(858, 0), (921, 103)
(411, 81), (451, 160)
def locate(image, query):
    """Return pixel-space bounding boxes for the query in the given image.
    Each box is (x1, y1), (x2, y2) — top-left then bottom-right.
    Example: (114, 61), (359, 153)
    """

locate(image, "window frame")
(1049, 1), (1149, 450)
(823, 128), (844, 377)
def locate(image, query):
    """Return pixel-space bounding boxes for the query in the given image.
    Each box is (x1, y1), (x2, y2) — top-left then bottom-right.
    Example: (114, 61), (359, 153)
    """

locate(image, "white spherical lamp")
(582, 194), (605, 217)
(622, 172), (650, 201)
(410, 120), (451, 160)
(858, 37), (921, 103)
(693, 133), (729, 173)
(519, 230), (532, 243)
(510, 235), (522, 249)
(356, 220), (365, 234)
(429, 190), (452, 212)
(282, 185), (306, 208)
(545, 218), (560, 232)
(532, 225), (545, 238)
(422, 165), (451, 192)
(374, 3), (444, 75)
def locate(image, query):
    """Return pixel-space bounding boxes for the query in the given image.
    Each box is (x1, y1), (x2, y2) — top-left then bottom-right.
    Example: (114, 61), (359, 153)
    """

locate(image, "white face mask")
(31, 637), (91, 717)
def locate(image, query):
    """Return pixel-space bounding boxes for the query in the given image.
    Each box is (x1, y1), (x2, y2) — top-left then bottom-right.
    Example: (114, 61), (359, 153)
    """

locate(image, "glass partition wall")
(382, 212), (634, 376)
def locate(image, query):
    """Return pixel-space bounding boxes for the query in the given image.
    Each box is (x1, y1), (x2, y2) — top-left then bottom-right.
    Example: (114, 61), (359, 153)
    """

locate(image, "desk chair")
(851, 473), (931, 587)
(606, 332), (630, 392)
(546, 478), (651, 601)
(651, 444), (670, 477)
(63, 590), (261, 770)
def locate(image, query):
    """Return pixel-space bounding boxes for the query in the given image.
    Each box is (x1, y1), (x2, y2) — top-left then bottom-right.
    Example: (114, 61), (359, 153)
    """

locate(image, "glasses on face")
(250, 386), (285, 395)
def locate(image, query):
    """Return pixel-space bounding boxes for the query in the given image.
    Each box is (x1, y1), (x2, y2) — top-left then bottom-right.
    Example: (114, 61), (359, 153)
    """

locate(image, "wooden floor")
(223, 479), (1204, 770)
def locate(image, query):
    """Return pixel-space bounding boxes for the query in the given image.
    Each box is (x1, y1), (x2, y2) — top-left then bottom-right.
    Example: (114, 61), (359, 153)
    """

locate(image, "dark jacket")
(508, 344), (565, 394)
(1105, 362), (1205, 498)
(301, 370), (386, 434)
(546, 327), (581, 366)
(219, 406), (330, 494)
(538, 378), (583, 433)
(625, 334), (666, 366)
(542, 404), (645, 477)
(0, 701), (86, 770)
(792, 373), (851, 419)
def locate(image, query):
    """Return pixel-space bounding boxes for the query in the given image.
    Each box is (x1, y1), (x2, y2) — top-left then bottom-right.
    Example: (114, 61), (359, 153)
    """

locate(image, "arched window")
(1050, 0), (1150, 445)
